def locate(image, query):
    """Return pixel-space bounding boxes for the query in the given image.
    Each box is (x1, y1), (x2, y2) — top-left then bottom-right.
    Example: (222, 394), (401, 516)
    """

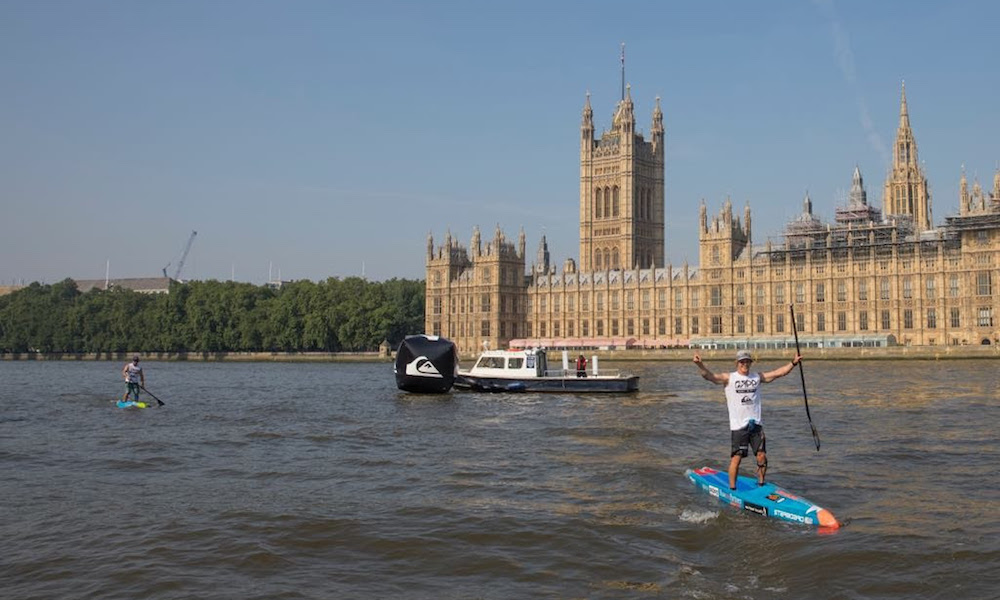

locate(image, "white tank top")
(724, 371), (762, 430)
(125, 363), (143, 383)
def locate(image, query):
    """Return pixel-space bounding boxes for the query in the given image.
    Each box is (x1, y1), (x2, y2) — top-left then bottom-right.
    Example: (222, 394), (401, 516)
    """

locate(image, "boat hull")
(455, 373), (638, 393)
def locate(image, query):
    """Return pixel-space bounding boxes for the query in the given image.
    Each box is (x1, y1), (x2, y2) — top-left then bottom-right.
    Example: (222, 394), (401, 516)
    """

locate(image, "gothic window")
(880, 277), (890, 300)
(925, 277), (936, 299)
(859, 311), (868, 331)
(691, 316), (699, 335)
(595, 252), (602, 270)
(613, 186), (620, 216)
(604, 249), (611, 269)
(902, 277), (912, 299)
(756, 314), (765, 333)
(612, 248), (620, 269)
(903, 309), (914, 329)
(774, 285), (785, 305)
(611, 291), (620, 310)
(837, 312), (847, 331)
(950, 308), (960, 328)
(949, 274), (960, 297)
(711, 316), (722, 334)
(612, 319), (619, 336)
(927, 308), (937, 329)
(881, 310), (891, 330)
(858, 280), (868, 301)
(976, 272), (993, 296)
(816, 313), (825, 332)
(710, 286), (722, 307)
(595, 188), (603, 218)
(837, 280), (847, 302)
(816, 283), (825, 303)
(675, 317), (683, 335)
(604, 187), (611, 217)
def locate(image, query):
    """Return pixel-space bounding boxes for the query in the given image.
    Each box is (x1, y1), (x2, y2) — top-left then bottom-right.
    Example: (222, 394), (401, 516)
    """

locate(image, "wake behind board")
(116, 400), (148, 409)
(686, 466), (839, 529)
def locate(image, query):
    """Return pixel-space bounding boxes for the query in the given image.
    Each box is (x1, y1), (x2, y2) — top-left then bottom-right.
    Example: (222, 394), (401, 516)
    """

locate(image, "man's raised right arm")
(693, 353), (728, 385)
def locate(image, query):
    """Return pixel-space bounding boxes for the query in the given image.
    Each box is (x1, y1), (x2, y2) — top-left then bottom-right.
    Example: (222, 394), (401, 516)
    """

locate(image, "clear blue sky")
(2, 1), (997, 285)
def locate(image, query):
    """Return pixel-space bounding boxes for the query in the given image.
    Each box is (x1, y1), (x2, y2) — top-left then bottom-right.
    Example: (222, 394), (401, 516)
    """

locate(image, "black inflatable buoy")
(394, 334), (458, 393)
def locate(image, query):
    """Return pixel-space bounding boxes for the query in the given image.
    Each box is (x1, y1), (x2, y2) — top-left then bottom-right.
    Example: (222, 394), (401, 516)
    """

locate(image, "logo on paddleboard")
(766, 493), (785, 503)
(743, 502), (768, 517)
(406, 356), (443, 378)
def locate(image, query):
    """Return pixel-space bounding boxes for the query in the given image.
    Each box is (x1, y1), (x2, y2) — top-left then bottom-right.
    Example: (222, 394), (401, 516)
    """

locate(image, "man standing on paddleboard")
(121, 355), (145, 403)
(693, 350), (801, 491)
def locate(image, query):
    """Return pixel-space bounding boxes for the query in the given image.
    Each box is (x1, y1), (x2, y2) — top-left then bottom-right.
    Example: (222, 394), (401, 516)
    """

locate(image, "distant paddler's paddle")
(789, 304), (820, 451)
(139, 385), (165, 407)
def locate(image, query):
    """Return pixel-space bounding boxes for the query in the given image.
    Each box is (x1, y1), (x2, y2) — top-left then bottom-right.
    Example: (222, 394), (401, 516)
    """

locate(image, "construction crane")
(162, 231), (198, 282)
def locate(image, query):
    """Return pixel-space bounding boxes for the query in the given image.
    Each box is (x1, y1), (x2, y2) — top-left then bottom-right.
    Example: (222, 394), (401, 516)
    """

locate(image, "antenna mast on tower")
(620, 43), (625, 101)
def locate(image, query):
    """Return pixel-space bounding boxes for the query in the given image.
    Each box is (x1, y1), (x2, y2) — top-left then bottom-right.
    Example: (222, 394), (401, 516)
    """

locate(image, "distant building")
(73, 277), (172, 294)
(426, 82), (1000, 353)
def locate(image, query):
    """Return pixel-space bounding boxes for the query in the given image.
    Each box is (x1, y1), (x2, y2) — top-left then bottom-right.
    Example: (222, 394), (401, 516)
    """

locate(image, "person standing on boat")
(121, 355), (145, 403)
(575, 354), (588, 378)
(692, 349), (801, 491)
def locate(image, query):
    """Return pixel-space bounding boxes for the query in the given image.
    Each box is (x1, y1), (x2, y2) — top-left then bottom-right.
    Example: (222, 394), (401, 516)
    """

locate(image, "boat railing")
(544, 368), (628, 378)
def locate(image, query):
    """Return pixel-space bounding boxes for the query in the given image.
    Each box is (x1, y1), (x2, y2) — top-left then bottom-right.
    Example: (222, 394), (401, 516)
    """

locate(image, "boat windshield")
(507, 357), (523, 369)
(477, 356), (506, 369)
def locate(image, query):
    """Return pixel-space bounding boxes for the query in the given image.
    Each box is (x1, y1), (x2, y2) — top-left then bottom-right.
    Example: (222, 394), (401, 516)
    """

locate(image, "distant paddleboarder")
(121, 355), (145, 403)
(693, 350), (801, 491)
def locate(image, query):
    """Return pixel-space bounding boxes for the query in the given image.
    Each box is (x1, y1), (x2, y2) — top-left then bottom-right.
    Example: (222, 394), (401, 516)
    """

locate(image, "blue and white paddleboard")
(116, 400), (148, 409)
(686, 466), (839, 529)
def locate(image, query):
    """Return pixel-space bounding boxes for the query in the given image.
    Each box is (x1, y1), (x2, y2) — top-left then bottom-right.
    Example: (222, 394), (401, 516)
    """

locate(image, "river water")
(1, 358), (997, 599)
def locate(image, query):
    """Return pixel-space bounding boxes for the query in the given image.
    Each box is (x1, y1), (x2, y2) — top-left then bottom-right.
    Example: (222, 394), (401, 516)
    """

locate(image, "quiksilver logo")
(406, 357), (443, 378)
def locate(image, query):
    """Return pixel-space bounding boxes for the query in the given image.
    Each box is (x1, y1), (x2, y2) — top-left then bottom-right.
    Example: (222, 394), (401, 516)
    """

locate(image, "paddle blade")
(811, 423), (821, 451)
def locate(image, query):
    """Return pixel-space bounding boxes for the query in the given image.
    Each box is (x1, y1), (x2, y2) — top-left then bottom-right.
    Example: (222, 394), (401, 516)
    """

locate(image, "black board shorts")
(731, 423), (766, 457)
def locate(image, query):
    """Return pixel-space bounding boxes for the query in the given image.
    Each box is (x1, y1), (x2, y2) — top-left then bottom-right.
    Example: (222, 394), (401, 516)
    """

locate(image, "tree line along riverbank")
(0, 277), (423, 354)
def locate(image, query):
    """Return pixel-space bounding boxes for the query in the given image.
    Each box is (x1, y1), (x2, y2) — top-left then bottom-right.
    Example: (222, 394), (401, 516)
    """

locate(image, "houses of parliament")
(425, 82), (1000, 355)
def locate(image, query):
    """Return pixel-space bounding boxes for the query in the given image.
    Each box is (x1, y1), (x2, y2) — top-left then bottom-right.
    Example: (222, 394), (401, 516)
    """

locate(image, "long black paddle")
(139, 385), (165, 407)
(789, 304), (820, 451)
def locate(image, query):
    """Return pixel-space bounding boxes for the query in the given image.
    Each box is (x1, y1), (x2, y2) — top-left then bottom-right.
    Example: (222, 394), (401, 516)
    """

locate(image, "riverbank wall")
(3, 345), (999, 362)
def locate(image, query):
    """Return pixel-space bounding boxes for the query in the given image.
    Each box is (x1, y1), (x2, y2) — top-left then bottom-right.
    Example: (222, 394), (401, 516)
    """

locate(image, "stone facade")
(426, 83), (1000, 356)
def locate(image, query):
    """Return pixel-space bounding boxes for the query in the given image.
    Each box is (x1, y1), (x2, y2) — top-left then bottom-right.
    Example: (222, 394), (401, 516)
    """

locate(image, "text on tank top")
(724, 371), (762, 430)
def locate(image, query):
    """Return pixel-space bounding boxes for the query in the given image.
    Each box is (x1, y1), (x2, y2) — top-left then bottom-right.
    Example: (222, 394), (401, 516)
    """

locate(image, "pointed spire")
(992, 165), (1000, 202)
(849, 165), (868, 207)
(899, 80), (910, 130)
(582, 91), (593, 126)
(536, 234), (550, 274)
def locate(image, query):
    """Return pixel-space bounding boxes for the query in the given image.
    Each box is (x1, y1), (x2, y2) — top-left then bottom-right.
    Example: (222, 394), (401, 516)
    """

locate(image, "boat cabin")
(469, 348), (549, 378)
